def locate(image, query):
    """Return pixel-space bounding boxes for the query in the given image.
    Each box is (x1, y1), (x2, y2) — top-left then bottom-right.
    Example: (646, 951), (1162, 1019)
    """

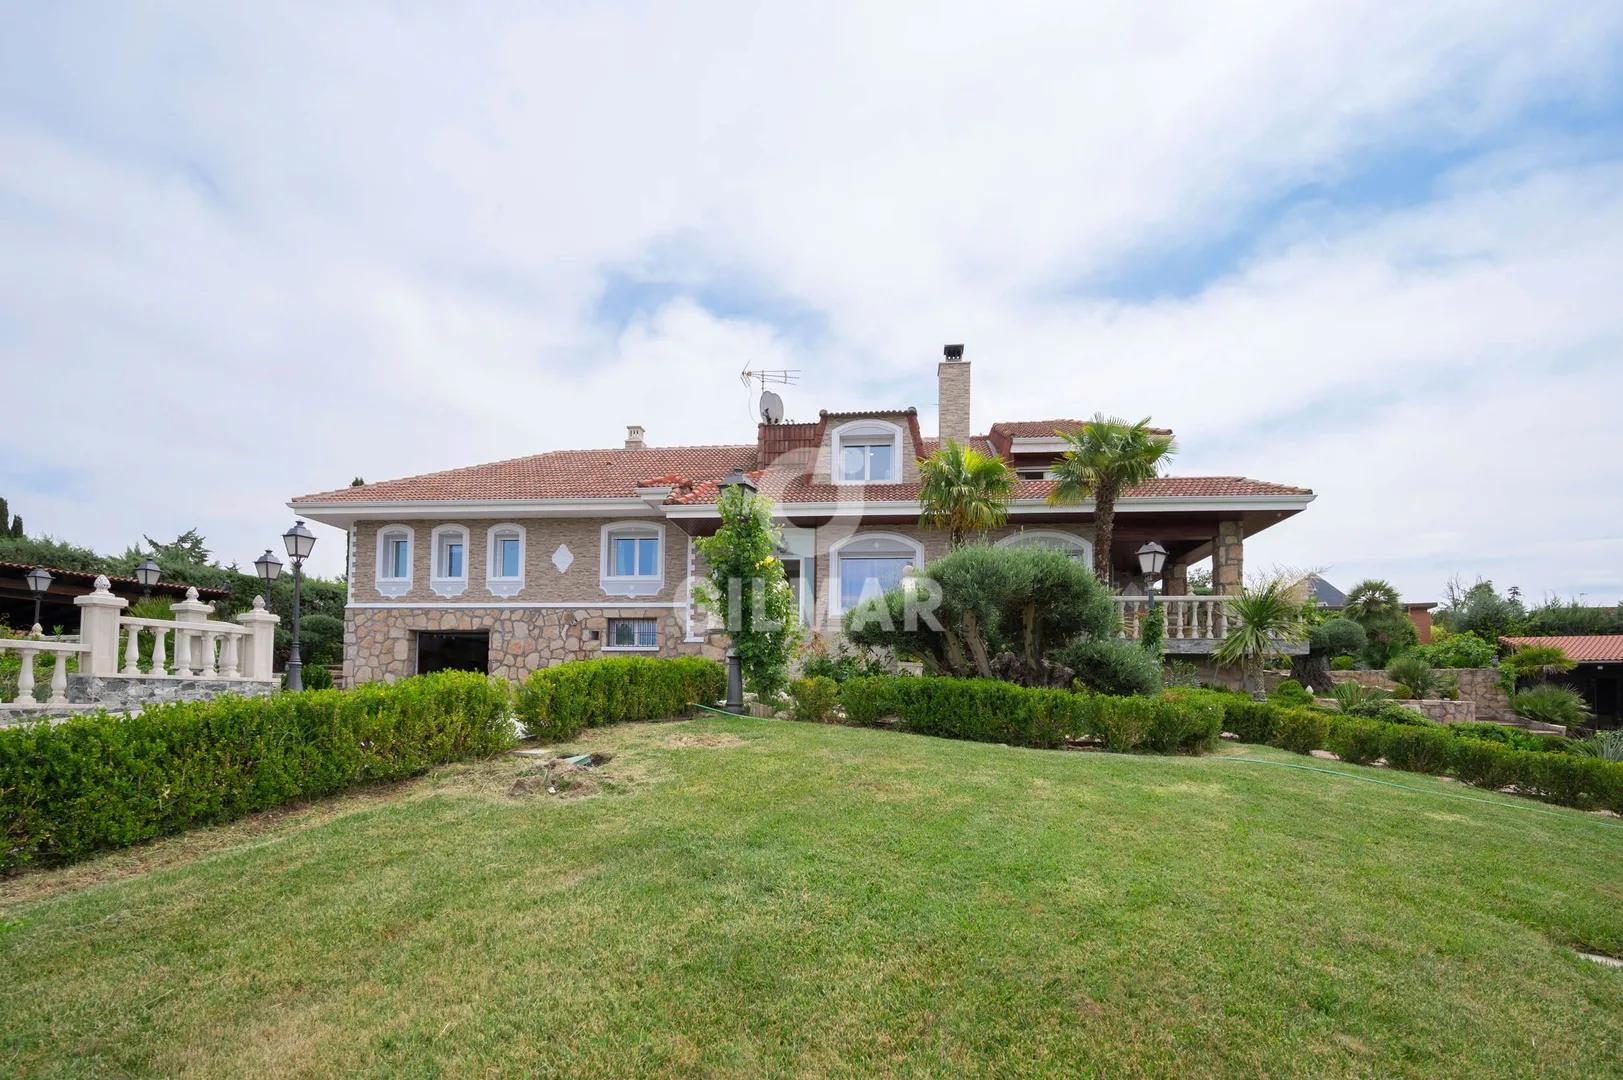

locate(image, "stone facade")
(346, 605), (725, 685)
(66, 674), (276, 710)
(1212, 519), (1244, 594)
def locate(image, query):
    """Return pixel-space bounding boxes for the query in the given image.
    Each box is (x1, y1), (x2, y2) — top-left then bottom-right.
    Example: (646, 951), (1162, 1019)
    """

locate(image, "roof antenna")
(740, 366), (800, 425)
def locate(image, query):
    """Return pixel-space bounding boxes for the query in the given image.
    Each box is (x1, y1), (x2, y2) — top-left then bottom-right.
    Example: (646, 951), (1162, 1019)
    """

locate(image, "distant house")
(0, 561), (228, 635)
(1500, 636), (1623, 729)
(1301, 573), (1436, 644)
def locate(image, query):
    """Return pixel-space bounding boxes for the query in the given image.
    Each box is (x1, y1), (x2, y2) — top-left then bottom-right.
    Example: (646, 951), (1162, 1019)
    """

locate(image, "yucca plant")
(1510, 684), (1592, 728)
(917, 440), (1016, 548)
(1573, 730), (1623, 761)
(1212, 576), (1308, 693)
(1330, 681), (1391, 713)
(1046, 414), (1176, 584)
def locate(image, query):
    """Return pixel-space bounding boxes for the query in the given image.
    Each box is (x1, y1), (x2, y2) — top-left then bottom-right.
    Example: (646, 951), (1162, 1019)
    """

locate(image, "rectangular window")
(840, 442), (896, 482)
(838, 556), (911, 613)
(444, 542), (464, 578)
(607, 617), (658, 648)
(387, 538), (409, 578)
(611, 536), (660, 577)
(496, 537), (520, 578)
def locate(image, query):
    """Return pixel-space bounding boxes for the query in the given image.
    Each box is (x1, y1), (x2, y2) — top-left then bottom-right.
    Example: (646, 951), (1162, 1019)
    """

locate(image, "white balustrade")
(0, 638), (91, 707)
(1112, 595), (1233, 643)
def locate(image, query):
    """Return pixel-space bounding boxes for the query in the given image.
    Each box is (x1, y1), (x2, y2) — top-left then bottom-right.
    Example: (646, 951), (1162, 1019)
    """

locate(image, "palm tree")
(918, 440), (1016, 548)
(1343, 579), (1402, 623)
(1046, 414), (1177, 585)
(1213, 575), (1308, 692)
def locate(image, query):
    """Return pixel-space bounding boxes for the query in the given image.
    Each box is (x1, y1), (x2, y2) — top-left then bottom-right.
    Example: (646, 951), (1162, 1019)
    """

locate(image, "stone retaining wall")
(68, 675), (276, 710)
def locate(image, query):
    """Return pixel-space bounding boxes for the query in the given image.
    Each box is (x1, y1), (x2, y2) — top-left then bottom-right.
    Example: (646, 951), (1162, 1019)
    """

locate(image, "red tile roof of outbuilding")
(1500, 636), (1623, 663)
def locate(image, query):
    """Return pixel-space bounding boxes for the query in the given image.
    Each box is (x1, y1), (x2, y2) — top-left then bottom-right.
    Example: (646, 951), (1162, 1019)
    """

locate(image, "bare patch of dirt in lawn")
(664, 732), (747, 749)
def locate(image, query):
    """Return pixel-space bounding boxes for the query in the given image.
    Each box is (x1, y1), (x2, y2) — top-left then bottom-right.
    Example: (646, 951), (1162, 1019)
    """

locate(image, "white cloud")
(0, 2), (1619, 601)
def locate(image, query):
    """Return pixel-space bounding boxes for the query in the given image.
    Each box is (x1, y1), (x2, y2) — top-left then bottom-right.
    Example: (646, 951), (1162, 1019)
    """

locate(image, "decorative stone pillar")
(1212, 520), (1245, 595)
(1163, 562), (1189, 597)
(73, 575), (128, 676)
(170, 586), (214, 676)
(236, 595), (281, 682)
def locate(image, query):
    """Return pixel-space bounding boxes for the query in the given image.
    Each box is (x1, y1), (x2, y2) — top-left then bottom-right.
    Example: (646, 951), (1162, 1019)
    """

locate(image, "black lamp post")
(1136, 541), (1168, 637)
(717, 470), (757, 714)
(281, 521), (316, 691)
(254, 549), (282, 604)
(24, 566), (52, 634)
(133, 559), (161, 600)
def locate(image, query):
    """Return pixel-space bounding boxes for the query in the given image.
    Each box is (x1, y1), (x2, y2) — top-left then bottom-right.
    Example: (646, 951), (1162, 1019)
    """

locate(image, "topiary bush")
(787, 676), (840, 724)
(0, 671), (515, 872)
(1379, 723), (1454, 774)
(1058, 638), (1163, 696)
(1325, 718), (1387, 765)
(514, 656), (725, 742)
(1269, 679), (1314, 707)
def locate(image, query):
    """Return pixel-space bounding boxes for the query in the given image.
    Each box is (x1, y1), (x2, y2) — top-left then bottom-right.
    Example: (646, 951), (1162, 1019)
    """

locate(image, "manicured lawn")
(2, 717), (1619, 1078)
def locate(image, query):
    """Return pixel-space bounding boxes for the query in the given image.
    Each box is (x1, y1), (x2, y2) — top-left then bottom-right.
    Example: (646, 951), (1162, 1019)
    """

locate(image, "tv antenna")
(740, 367), (799, 424)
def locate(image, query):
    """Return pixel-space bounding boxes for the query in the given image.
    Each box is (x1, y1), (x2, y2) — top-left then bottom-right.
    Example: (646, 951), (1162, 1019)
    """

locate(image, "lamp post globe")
(24, 566), (52, 635)
(280, 522), (316, 692)
(1135, 541), (1168, 642)
(134, 559), (161, 599)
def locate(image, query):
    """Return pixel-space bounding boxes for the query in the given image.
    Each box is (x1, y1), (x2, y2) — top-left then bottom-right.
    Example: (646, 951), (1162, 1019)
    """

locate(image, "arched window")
(601, 522), (665, 597)
(430, 525), (469, 597)
(486, 523), (526, 598)
(375, 524), (414, 597)
(995, 529), (1093, 564)
(831, 419), (903, 483)
(830, 532), (925, 615)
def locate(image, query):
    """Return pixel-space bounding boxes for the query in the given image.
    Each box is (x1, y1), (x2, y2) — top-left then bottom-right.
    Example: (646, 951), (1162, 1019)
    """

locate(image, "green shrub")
(1448, 723), (1571, 754)
(1325, 717), (1386, 765)
(1380, 724), (1454, 774)
(293, 664), (335, 691)
(1269, 707), (1330, 754)
(1223, 698), (1276, 743)
(1329, 681), (1388, 713)
(1310, 618), (1367, 659)
(514, 656), (725, 741)
(1059, 638), (1163, 696)
(1330, 655), (1357, 671)
(1144, 695), (1223, 754)
(1413, 630), (1497, 669)
(1385, 654), (1447, 699)
(1269, 679), (1314, 707)
(1091, 695), (1155, 752)
(1574, 730), (1623, 762)
(1510, 685), (1592, 728)
(787, 676), (840, 724)
(0, 671), (515, 872)
(798, 638), (892, 683)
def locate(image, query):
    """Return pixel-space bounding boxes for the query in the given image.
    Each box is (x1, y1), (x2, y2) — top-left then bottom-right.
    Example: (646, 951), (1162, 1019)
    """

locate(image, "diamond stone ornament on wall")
(551, 544), (574, 573)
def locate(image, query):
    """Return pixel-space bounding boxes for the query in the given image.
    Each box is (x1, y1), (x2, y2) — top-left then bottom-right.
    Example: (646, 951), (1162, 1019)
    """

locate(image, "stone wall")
(1318, 668), (1511, 723)
(66, 675), (276, 710)
(1212, 520), (1244, 594)
(346, 605), (725, 685)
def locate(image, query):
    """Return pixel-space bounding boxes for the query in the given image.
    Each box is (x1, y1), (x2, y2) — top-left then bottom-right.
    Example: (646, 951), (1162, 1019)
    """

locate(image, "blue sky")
(2, 3), (1622, 602)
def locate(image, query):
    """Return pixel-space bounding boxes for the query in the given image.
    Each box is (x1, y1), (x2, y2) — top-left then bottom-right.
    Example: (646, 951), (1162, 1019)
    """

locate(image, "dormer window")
(831, 420), (903, 484)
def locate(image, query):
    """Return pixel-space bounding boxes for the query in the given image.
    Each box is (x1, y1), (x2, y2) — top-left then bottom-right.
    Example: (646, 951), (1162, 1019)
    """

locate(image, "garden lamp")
(134, 559), (161, 599)
(24, 566), (51, 634)
(1136, 541), (1168, 579)
(280, 521), (316, 691)
(718, 469), (757, 496)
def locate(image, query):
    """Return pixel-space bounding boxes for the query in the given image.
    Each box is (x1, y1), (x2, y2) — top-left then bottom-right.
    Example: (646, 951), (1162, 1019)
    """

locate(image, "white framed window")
(830, 532), (925, 615)
(995, 529), (1093, 564)
(831, 419), (903, 483)
(485, 523), (526, 598)
(600, 522), (665, 597)
(604, 617), (659, 651)
(430, 524), (469, 597)
(375, 524), (414, 598)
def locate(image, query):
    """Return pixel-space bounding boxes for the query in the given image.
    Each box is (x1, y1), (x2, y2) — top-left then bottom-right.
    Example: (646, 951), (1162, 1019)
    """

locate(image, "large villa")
(290, 348), (1315, 684)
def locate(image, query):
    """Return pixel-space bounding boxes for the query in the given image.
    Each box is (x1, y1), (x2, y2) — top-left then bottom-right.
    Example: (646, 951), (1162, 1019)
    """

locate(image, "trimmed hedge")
(836, 676), (1220, 754)
(514, 656), (725, 741)
(0, 671), (515, 873)
(787, 676), (840, 724)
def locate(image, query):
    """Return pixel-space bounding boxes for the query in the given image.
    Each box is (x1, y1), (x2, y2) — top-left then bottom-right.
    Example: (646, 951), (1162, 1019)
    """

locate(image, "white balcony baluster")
(122, 623), (143, 676)
(16, 647), (36, 704)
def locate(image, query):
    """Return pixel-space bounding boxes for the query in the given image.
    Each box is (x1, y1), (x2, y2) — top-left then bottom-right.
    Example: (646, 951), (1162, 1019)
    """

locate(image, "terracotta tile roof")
(668, 472), (1310, 506)
(1501, 636), (1623, 663)
(0, 560), (229, 598)
(293, 445), (758, 503)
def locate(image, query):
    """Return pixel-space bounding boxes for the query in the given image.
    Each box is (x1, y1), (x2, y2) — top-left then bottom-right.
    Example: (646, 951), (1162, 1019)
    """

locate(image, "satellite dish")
(760, 390), (785, 424)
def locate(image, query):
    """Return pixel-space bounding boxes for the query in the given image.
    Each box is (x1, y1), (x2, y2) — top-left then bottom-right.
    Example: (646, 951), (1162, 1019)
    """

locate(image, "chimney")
(625, 425), (646, 450)
(937, 344), (971, 445)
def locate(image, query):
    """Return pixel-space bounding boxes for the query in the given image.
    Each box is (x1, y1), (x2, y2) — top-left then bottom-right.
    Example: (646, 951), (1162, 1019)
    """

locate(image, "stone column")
(236, 596), (281, 682)
(1163, 562), (1189, 597)
(73, 575), (128, 676)
(170, 586), (214, 676)
(1212, 520), (1245, 595)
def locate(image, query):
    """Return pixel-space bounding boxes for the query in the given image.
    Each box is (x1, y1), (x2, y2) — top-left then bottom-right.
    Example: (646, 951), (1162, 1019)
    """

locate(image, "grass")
(1, 717), (1620, 1078)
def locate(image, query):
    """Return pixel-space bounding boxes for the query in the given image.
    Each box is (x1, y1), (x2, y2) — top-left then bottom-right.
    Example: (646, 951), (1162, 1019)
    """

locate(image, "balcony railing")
(1113, 595), (1231, 645)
